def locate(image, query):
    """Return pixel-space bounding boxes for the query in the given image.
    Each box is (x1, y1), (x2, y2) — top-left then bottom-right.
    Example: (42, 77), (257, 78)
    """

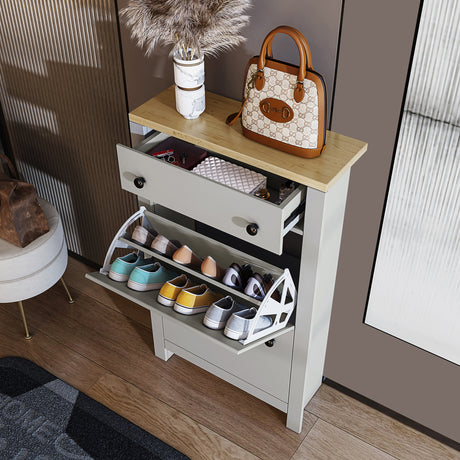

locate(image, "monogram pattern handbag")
(227, 26), (327, 159)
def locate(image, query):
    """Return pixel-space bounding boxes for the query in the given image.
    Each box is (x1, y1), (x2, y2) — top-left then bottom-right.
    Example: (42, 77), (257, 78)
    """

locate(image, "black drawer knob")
(246, 223), (259, 236)
(134, 177), (146, 189)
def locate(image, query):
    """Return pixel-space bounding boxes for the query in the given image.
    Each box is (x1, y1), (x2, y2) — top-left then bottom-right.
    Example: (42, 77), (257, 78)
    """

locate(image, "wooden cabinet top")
(129, 87), (367, 192)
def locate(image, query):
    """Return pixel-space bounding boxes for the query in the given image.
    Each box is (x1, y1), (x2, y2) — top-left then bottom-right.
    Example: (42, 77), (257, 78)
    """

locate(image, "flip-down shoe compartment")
(117, 132), (305, 254)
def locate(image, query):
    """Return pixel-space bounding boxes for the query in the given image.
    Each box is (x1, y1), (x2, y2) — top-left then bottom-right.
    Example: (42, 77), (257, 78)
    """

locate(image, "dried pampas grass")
(120, 0), (252, 60)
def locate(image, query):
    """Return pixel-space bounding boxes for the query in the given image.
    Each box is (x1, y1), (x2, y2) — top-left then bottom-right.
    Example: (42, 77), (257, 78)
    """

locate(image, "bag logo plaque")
(260, 98), (294, 123)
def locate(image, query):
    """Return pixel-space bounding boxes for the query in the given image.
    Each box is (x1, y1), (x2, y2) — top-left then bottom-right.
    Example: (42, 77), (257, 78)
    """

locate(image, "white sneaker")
(224, 307), (273, 340)
(203, 296), (245, 330)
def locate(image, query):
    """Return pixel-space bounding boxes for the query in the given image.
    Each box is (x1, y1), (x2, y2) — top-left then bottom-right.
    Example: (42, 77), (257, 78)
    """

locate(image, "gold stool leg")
(18, 301), (32, 340)
(60, 277), (75, 304)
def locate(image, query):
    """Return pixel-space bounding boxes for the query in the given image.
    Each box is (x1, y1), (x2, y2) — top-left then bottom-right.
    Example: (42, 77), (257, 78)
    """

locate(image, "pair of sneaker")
(203, 296), (273, 341)
(222, 263), (254, 292)
(108, 252), (176, 291)
(222, 264), (278, 301)
(157, 274), (222, 315)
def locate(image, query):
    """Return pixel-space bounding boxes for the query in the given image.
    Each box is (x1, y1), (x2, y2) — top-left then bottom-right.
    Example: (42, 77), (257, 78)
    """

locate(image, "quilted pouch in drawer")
(192, 156), (267, 195)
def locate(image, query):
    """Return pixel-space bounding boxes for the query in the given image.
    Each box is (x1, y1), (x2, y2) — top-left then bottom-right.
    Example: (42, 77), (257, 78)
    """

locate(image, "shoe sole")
(174, 303), (209, 315)
(131, 239), (151, 248)
(173, 259), (201, 269)
(157, 294), (176, 307)
(201, 271), (221, 280)
(224, 323), (273, 340)
(202, 317), (227, 329)
(127, 280), (165, 291)
(108, 271), (129, 282)
(223, 327), (246, 340)
(150, 247), (170, 257)
(222, 284), (242, 291)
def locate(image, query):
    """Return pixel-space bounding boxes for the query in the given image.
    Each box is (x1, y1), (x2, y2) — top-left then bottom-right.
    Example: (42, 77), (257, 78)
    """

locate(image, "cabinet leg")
(150, 310), (174, 361)
(286, 405), (304, 433)
(163, 348), (174, 361)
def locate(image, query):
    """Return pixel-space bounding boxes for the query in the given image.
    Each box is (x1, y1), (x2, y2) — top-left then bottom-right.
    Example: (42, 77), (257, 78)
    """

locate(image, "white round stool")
(0, 198), (73, 339)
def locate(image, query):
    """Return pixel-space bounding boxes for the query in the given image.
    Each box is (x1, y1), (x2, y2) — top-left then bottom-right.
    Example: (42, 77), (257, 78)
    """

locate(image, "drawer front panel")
(163, 317), (293, 402)
(117, 143), (303, 254)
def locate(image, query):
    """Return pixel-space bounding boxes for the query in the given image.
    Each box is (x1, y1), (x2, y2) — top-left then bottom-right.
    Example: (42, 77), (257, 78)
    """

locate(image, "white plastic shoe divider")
(240, 269), (296, 345)
(100, 207), (147, 275)
(99, 207), (297, 345)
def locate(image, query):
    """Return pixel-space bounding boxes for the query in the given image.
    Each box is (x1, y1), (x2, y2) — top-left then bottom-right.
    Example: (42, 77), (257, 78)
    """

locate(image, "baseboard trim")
(324, 378), (460, 451)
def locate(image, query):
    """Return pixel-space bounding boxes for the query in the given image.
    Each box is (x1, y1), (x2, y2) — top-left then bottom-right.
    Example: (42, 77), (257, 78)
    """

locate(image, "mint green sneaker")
(108, 252), (152, 282)
(127, 262), (177, 291)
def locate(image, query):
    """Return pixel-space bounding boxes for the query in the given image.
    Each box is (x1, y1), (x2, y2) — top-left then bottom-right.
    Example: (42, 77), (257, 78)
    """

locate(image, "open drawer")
(117, 132), (305, 254)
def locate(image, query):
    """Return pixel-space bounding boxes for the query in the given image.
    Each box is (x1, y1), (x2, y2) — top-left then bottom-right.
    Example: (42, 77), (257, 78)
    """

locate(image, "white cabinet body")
(86, 88), (367, 432)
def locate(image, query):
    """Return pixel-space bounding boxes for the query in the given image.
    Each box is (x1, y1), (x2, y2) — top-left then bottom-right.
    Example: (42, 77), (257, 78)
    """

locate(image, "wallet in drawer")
(146, 137), (207, 170)
(192, 156), (267, 195)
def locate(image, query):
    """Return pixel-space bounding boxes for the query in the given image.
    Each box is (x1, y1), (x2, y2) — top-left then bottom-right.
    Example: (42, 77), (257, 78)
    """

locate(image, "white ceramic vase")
(173, 52), (205, 119)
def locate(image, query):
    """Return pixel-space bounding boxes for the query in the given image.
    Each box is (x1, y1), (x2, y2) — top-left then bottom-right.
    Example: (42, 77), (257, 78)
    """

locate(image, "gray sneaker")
(224, 307), (273, 340)
(203, 296), (245, 330)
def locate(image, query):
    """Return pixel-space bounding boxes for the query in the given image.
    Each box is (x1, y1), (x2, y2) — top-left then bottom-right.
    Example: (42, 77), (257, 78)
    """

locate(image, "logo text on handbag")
(260, 98), (294, 123)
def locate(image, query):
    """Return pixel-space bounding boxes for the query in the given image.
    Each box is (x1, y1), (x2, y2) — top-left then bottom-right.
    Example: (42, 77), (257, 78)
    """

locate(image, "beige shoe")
(172, 245), (202, 269)
(131, 225), (156, 247)
(201, 256), (224, 280)
(151, 234), (181, 257)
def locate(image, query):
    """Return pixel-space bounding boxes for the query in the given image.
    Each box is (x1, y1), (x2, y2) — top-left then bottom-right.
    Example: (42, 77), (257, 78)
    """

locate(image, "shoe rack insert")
(88, 207), (296, 408)
(86, 87), (367, 433)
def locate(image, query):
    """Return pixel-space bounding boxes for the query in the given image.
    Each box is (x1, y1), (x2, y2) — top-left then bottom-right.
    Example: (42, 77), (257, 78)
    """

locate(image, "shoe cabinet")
(86, 87), (367, 433)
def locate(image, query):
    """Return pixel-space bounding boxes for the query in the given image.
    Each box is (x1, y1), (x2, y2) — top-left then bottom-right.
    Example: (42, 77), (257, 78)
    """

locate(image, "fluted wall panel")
(0, 0), (136, 264)
(365, 0), (460, 364)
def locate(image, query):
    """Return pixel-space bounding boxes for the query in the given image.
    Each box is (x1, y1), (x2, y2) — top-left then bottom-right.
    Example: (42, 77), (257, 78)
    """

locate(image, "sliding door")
(365, 0), (460, 365)
(325, 0), (460, 443)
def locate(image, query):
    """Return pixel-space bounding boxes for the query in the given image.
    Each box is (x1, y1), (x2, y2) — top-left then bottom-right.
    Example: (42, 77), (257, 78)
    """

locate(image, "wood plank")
(2, 285), (315, 459)
(293, 419), (396, 460)
(306, 385), (460, 459)
(0, 307), (105, 393)
(129, 87), (368, 192)
(88, 372), (258, 460)
(2, 287), (157, 364)
(64, 257), (151, 328)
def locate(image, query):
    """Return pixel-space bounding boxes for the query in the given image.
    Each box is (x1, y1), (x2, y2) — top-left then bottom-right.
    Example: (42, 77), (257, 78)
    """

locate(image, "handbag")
(227, 26), (327, 159)
(0, 153), (49, 247)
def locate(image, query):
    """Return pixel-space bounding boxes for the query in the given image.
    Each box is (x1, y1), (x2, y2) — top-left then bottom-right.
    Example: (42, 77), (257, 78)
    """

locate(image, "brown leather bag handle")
(266, 26), (313, 71)
(256, 26), (308, 102)
(0, 152), (19, 180)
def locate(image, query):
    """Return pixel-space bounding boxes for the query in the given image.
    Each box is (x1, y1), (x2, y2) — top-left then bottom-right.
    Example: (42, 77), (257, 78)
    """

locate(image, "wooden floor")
(1, 256), (458, 460)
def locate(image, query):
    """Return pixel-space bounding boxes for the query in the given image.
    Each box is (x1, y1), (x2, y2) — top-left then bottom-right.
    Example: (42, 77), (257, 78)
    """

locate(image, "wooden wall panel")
(0, 0), (136, 265)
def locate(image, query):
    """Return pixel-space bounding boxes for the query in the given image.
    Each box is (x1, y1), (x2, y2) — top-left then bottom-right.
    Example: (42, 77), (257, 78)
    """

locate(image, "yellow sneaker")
(157, 274), (194, 306)
(174, 284), (222, 315)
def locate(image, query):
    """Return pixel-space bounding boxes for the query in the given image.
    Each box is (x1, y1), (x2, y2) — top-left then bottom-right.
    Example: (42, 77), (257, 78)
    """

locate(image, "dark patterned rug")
(0, 357), (188, 459)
